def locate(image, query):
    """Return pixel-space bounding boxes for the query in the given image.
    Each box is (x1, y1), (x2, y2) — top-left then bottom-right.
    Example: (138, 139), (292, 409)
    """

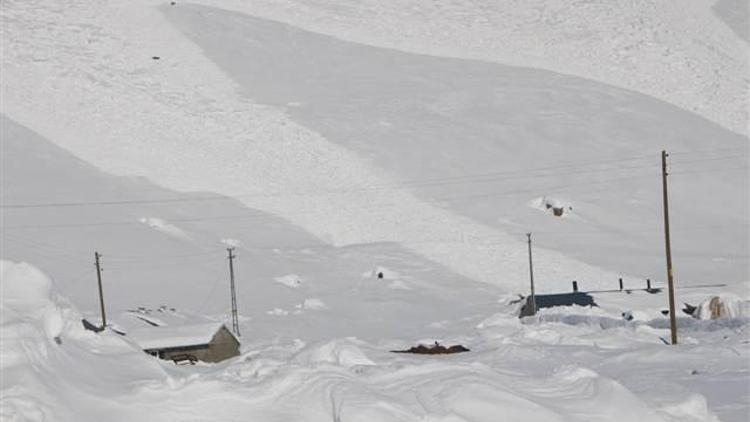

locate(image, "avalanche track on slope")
(2, 0), (631, 292)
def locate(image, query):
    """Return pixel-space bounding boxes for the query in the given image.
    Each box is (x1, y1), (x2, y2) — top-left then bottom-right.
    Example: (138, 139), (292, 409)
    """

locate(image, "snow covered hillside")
(1, 0), (748, 420)
(188, 0), (750, 136)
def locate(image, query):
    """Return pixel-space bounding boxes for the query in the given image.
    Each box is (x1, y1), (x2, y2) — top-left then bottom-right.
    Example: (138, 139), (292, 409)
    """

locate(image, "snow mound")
(1, 261), (67, 347)
(660, 394), (721, 422)
(694, 294), (750, 320)
(273, 274), (303, 288)
(298, 339), (375, 368)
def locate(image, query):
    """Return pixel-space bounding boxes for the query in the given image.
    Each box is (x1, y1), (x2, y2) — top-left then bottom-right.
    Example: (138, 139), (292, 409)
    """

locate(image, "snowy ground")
(1, 0), (749, 421)
(2, 261), (748, 422)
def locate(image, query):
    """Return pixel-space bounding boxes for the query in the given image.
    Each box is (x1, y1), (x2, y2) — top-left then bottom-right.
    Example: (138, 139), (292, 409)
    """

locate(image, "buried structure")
(129, 322), (240, 364)
(518, 292), (597, 318)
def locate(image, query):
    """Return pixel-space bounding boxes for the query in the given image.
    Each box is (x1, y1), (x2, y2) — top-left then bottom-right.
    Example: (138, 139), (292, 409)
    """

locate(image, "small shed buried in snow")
(519, 292), (597, 318)
(129, 323), (240, 363)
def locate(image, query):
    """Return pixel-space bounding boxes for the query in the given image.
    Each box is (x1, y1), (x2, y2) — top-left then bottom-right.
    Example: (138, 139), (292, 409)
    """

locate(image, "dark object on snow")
(660, 309), (670, 316)
(170, 1), (176, 5)
(152, 56), (160, 60)
(135, 316), (160, 327)
(544, 202), (565, 217)
(645, 279), (661, 294)
(683, 303), (698, 316)
(391, 342), (470, 355)
(171, 354), (197, 365)
(519, 292), (597, 318)
(377, 272), (384, 279)
(81, 318), (105, 333)
(621, 311), (634, 321)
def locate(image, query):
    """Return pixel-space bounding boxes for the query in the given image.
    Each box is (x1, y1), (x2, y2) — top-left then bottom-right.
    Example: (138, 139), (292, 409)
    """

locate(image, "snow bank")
(1, 261), (67, 355)
(660, 394), (721, 422)
(0, 261), (71, 420)
(0, 261), (166, 422)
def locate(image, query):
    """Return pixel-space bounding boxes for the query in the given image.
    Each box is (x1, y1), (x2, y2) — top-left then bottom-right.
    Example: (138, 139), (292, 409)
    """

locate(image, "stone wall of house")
(149, 326), (241, 363)
(203, 326), (240, 362)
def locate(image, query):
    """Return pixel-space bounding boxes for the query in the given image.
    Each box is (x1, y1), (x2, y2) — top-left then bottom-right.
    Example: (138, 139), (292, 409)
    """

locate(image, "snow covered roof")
(128, 322), (232, 350)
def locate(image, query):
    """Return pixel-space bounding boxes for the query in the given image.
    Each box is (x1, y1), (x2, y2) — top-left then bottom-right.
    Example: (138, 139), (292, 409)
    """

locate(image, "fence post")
(619, 278), (623, 291)
(572, 280), (578, 292)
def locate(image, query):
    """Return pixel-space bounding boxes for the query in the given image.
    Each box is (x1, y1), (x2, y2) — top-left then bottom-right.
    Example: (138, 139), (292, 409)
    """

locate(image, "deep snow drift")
(2, 261), (748, 421)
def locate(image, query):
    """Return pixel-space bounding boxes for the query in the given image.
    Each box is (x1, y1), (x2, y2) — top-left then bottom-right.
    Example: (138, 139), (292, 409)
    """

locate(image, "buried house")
(82, 308), (242, 363)
(129, 322), (240, 363)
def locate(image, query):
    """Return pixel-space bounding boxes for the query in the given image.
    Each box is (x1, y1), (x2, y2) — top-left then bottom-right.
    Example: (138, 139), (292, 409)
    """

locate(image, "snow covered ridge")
(191, 0), (750, 135)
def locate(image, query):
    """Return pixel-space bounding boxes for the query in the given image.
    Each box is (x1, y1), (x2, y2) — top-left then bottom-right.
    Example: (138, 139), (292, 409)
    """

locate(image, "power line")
(0, 177), (654, 231)
(5, 163), (744, 232)
(2, 149), (744, 211)
(0, 153), (672, 210)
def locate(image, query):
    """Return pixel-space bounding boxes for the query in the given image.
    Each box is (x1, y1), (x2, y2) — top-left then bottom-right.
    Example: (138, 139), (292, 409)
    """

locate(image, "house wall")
(146, 326), (241, 363)
(202, 326), (240, 362)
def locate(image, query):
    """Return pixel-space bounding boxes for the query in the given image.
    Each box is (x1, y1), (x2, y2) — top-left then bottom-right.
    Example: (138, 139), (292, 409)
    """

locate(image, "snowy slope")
(187, 0), (750, 136)
(2, 0), (637, 294)
(3, 1), (747, 295)
(1, 0), (749, 421)
(166, 5), (748, 288)
(2, 115), (510, 343)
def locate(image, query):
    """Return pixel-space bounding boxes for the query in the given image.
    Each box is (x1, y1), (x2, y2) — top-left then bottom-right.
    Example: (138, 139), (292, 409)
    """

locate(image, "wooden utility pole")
(94, 251), (107, 329)
(661, 150), (678, 345)
(226, 247), (240, 337)
(526, 233), (537, 316)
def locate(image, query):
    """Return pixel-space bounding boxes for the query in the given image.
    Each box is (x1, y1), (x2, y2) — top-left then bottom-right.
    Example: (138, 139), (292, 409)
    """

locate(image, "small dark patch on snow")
(391, 342), (470, 355)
